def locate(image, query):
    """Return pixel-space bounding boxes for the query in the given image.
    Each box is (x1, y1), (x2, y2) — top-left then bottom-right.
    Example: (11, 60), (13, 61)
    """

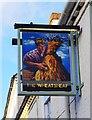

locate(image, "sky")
(0, 1), (67, 119)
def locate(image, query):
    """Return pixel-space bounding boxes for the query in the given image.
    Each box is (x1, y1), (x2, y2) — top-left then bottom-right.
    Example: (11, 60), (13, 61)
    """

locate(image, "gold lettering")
(31, 84), (35, 87)
(54, 84), (58, 88)
(35, 83), (68, 88)
(37, 84), (42, 87)
(58, 84), (63, 88)
(64, 84), (68, 88)
(48, 84), (53, 88)
(44, 84), (48, 88)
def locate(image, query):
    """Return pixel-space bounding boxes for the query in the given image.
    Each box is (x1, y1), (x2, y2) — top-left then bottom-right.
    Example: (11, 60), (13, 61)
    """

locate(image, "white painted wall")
(37, 96), (44, 118)
(5, 78), (25, 118)
(51, 96), (69, 118)
(6, 80), (18, 118)
(70, 4), (90, 118)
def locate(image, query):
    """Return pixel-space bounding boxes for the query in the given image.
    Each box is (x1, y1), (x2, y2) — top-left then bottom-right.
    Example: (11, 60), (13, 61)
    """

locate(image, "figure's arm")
(23, 51), (47, 70)
(24, 61), (46, 70)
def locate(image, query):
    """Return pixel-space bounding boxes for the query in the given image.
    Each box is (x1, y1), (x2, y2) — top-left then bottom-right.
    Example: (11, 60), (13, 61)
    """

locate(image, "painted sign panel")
(22, 31), (71, 92)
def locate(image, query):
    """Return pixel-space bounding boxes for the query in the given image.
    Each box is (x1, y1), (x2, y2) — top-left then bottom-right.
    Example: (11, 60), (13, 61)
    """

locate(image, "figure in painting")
(23, 38), (47, 80)
(23, 37), (70, 81)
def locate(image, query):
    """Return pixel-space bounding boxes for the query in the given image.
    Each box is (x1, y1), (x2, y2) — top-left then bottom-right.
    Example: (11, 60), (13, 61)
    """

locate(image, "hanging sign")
(15, 24), (80, 96)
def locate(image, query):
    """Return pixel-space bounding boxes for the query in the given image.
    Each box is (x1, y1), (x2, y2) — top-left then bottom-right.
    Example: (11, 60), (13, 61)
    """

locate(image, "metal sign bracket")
(74, 31), (84, 96)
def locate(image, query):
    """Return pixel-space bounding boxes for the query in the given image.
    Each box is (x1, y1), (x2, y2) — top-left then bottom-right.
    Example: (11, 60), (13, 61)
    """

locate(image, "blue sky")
(0, 1), (67, 119)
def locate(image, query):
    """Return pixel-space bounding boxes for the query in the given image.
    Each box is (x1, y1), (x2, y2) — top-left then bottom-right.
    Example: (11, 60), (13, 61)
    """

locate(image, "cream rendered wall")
(70, 5), (90, 118)
(6, 80), (18, 118)
(6, 78), (25, 118)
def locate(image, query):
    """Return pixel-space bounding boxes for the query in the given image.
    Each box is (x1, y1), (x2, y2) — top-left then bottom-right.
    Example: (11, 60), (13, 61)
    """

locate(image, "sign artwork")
(22, 31), (71, 92)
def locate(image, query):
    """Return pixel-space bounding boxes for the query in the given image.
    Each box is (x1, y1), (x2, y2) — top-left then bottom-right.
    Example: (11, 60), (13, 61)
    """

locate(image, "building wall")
(6, 79), (18, 118)
(90, 1), (92, 119)
(51, 96), (69, 118)
(70, 4), (90, 118)
(4, 76), (25, 119)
